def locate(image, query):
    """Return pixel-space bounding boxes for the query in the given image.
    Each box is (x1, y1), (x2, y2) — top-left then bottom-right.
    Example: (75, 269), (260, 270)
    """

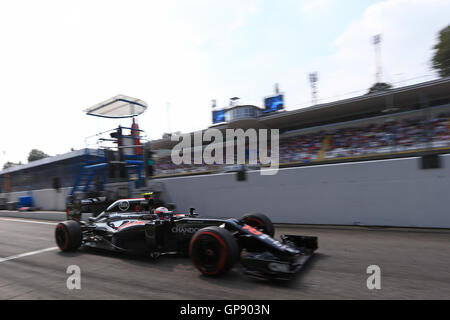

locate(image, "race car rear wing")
(80, 197), (108, 205)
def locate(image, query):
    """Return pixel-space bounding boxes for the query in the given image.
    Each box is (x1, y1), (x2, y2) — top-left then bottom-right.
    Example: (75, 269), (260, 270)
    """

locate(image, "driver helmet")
(154, 206), (170, 219)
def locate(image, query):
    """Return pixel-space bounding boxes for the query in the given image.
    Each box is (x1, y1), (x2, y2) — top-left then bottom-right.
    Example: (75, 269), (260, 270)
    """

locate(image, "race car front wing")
(241, 235), (318, 280)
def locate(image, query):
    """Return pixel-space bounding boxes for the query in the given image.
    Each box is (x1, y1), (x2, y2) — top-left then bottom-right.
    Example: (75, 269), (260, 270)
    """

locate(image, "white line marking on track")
(0, 218), (56, 225)
(0, 247), (58, 263)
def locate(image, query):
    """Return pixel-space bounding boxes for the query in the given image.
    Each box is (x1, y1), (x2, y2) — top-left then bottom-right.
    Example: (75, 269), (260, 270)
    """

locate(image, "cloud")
(0, 0), (264, 165)
(0, 0), (448, 166)
(312, 0), (450, 102)
(300, 0), (335, 13)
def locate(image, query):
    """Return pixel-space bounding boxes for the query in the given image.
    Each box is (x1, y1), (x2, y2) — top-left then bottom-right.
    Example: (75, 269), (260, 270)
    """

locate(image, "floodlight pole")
(166, 102), (171, 134)
(230, 97), (240, 107)
(309, 72), (318, 105)
(373, 34), (383, 84)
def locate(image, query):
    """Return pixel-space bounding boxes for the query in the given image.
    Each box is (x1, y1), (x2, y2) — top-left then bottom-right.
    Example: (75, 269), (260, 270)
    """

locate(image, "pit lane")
(0, 217), (449, 299)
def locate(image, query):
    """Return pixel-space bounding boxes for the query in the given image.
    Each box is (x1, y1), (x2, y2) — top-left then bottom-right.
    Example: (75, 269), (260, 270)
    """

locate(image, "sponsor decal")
(171, 226), (201, 233)
(118, 221), (145, 230)
(118, 201), (130, 211)
(243, 224), (262, 235)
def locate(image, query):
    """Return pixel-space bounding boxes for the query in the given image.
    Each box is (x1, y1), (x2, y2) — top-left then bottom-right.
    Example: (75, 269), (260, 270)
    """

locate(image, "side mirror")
(189, 208), (199, 216)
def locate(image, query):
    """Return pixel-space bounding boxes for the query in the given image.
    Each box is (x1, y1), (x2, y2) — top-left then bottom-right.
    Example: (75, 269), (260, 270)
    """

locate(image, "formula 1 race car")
(55, 195), (318, 280)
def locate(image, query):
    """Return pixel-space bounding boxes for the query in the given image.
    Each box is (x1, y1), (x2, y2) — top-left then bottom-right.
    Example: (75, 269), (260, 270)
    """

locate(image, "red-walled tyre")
(240, 213), (274, 237)
(55, 221), (82, 252)
(189, 226), (239, 276)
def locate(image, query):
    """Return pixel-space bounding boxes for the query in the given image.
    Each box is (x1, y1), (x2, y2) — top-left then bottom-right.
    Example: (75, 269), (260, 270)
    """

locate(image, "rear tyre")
(55, 221), (82, 252)
(189, 226), (239, 276)
(240, 213), (275, 237)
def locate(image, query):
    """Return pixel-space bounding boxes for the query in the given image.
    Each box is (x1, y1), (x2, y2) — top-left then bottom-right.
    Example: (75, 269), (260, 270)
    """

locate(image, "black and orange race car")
(55, 195), (318, 280)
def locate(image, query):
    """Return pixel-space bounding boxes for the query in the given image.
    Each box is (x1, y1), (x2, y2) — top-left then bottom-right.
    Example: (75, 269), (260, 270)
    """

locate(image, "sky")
(0, 0), (449, 168)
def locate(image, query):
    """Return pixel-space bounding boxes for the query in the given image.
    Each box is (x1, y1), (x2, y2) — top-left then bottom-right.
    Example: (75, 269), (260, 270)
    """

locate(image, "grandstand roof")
(0, 149), (96, 175)
(150, 77), (450, 149)
(258, 77), (450, 131)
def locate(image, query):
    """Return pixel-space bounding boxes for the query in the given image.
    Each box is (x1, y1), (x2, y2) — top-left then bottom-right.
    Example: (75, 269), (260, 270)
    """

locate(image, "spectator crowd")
(154, 114), (450, 176)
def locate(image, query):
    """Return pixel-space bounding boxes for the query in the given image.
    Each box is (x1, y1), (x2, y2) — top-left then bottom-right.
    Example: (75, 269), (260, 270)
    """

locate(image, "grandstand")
(151, 77), (450, 175)
(1, 77), (450, 192)
(0, 149), (100, 193)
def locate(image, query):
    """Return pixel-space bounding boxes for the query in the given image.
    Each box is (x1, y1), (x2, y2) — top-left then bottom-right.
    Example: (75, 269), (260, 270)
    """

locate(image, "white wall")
(150, 155), (450, 228)
(2, 155), (450, 228)
(0, 188), (70, 211)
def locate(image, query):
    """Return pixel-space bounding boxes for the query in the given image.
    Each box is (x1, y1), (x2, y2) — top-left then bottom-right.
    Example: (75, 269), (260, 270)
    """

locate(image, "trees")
(2, 161), (22, 170)
(432, 25), (450, 78)
(1, 149), (49, 170)
(367, 82), (393, 94)
(27, 149), (49, 162)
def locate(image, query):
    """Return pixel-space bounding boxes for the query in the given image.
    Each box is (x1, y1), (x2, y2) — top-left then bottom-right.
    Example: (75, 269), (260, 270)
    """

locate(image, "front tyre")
(55, 221), (82, 252)
(240, 213), (275, 237)
(189, 226), (239, 276)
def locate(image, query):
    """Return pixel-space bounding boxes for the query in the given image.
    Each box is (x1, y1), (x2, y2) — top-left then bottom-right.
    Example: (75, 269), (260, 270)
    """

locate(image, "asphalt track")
(0, 217), (449, 299)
